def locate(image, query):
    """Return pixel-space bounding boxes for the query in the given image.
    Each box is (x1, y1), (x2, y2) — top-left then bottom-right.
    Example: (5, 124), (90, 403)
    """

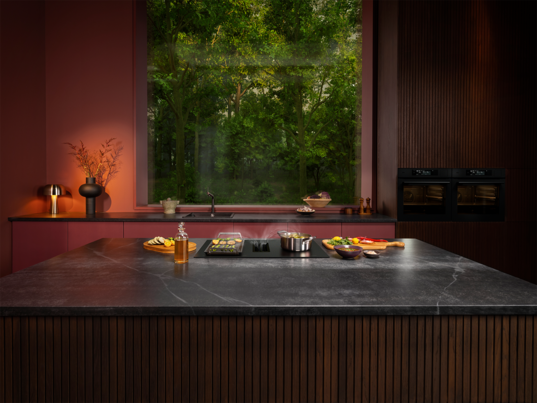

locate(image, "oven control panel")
(466, 169), (491, 176)
(412, 169), (438, 176)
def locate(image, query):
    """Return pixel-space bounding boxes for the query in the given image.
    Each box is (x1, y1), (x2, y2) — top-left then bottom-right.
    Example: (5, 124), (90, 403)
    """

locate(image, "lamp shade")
(43, 184), (65, 196)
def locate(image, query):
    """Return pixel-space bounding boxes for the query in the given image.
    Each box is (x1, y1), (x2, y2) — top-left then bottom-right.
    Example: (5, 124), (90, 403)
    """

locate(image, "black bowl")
(333, 245), (363, 259)
(296, 209), (315, 215)
(363, 250), (380, 259)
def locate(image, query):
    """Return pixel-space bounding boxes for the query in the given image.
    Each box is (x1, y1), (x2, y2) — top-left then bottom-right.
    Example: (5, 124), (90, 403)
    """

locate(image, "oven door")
(397, 180), (452, 221)
(451, 180), (505, 221)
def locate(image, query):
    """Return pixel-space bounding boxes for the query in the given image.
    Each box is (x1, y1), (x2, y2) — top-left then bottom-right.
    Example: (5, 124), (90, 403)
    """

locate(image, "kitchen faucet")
(207, 191), (215, 217)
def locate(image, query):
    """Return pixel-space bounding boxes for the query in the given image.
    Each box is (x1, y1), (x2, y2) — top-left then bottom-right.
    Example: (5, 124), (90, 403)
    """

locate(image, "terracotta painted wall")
(45, 0), (135, 214)
(0, 1), (47, 277)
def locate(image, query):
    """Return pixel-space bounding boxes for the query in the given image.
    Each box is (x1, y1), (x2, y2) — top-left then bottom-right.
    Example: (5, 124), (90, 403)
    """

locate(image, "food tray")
(205, 232), (244, 255)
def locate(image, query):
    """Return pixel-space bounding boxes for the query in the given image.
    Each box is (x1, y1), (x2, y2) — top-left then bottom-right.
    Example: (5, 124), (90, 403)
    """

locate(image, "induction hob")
(193, 239), (329, 258)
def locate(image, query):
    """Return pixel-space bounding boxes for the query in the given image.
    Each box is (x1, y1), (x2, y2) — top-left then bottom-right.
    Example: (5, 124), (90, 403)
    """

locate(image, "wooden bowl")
(303, 198), (331, 208)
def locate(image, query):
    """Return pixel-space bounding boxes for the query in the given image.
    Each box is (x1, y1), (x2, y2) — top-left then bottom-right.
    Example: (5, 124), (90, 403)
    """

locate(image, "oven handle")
(402, 181), (449, 184)
(455, 182), (504, 185)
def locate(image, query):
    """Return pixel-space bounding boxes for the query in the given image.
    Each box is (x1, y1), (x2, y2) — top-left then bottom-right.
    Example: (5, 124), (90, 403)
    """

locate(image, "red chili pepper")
(358, 236), (388, 243)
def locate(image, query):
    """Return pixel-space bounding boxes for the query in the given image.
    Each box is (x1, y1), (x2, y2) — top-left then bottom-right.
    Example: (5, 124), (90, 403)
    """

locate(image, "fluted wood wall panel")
(1, 315), (536, 403)
(391, 0), (537, 284)
(397, 0), (536, 169)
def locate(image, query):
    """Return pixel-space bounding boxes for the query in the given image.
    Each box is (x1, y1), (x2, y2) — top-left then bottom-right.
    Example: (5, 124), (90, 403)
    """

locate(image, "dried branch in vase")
(65, 138), (123, 189)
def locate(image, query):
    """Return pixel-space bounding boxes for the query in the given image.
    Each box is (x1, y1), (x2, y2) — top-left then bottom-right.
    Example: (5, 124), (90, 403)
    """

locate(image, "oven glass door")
(402, 182), (449, 216)
(454, 182), (504, 219)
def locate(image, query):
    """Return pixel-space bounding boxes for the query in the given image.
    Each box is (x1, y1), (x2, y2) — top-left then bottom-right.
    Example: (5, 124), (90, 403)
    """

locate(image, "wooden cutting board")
(322, 240), (405, 250)
(143, 241), (197, 254)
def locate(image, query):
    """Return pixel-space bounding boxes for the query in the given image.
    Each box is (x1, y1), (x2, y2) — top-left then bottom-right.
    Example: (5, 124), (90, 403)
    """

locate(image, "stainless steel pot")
(277, 231), (316, 252)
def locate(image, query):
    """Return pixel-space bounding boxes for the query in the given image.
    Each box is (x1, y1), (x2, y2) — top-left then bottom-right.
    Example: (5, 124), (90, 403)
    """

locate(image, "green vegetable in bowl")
(327, 237), (353, 246)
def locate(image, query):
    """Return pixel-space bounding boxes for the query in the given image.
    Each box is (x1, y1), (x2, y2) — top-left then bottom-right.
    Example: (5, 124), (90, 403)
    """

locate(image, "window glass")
(147, 0), (362, 204)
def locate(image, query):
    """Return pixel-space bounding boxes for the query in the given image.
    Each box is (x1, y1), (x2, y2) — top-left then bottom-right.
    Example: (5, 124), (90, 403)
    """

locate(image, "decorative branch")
(65, 138), (123, 189)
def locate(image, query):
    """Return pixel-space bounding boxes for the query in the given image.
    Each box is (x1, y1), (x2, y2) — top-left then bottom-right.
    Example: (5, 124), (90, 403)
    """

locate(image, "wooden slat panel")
(53, 317), (61, 402)
(149, 317), (157, 403)
(128, 317), (137, 402)
(479, 316), (487, 402)
(244, 317), (252, 403)
(140, 316), (150, 402)
(37, 317), (46, 403)
(275, 317), (283, 403)
(213, 317), (221, 403)
(229, 316), (237, 403)
(501, 316), (509, 403)
(205, 317), (213, 403)
(509, 316), (517, 403)
(28, 317), (37, 402)
(61, 317), (69, 403)
(267, 316), (276, 403)
(330, 316), (337, 403)
(345, 317), (354, 403)
(401, 316), (409, 403)
(238, 317), (246, 403)
(1, 315), (536, 402)
(197, 317), (206, 402)
(309, 317), (316, 403)
(525, 316), (533, 403)
(315, 317), (323, 403)
(282, 316), (292, 403)
(165, 316), (174, 403)
(189, 317), (198, 403)
(68, 317), (77, 403)
(110, 317), (117, 403)
(260, 316), (268, 403)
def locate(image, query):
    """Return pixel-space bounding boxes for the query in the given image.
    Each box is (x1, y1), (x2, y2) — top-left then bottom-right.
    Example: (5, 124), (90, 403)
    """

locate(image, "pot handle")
(277, 230), (288, 237)
(307, 236), (316, 241)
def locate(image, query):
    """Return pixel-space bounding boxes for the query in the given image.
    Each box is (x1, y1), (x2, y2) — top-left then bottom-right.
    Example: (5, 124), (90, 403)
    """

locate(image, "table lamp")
(43, 184), (65, 214)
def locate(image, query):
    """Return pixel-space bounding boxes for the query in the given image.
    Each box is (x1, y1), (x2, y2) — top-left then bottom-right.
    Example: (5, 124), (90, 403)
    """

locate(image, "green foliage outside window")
(147, 0), (362, 204)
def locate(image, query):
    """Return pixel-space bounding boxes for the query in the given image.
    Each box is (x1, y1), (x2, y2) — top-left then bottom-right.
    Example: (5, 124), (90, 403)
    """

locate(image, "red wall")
(45, 0), (135, 214)
(0, 1), (47, 277)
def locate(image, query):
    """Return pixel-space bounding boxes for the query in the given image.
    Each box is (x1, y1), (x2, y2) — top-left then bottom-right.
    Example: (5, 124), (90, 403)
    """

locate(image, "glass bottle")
(174, 222), (189, 264)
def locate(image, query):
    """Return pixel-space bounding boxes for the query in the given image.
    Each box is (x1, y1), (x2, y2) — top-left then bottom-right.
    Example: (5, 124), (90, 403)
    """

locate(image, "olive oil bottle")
(174, 222), (189, 264)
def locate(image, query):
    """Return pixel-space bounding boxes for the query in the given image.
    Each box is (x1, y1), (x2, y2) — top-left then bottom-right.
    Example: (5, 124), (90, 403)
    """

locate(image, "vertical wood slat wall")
(1, 316), (536, 403)
(392, 0), (537, 284)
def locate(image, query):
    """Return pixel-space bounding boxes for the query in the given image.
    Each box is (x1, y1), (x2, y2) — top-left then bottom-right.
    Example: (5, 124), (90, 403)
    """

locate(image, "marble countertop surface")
(8, 212), (396, 223)
(1, 238), (535, 316)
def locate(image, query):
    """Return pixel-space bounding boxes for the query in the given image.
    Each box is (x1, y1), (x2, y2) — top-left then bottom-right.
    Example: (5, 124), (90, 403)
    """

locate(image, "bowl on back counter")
(333, 245), (363, 259)
(297, 206), (315, 215)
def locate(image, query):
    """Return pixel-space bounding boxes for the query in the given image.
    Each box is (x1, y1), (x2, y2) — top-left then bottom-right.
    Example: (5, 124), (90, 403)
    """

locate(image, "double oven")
(397, 168), (505, 222)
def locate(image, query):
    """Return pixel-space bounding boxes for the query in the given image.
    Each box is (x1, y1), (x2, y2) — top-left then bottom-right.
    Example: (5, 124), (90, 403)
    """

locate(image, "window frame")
(133, 0), (376, 212)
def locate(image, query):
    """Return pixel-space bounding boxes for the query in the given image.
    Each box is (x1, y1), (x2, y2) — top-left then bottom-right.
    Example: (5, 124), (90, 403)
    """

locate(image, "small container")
(174, 222), (189, 264)
(345, 207), (353, 215)
(363, 250), (380, 259)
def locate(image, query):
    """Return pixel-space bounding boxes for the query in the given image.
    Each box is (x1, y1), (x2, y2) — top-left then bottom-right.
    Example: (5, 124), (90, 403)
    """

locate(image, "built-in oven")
(397, 168), (452, 221)
(451, 168), (505, 221)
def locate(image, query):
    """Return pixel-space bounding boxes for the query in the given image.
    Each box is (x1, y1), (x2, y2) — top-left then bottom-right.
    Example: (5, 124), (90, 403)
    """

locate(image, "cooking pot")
(277, 231), (316, 252)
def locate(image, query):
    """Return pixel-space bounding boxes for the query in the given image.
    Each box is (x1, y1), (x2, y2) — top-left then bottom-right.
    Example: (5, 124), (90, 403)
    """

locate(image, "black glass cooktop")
(193, 239), (329, 258)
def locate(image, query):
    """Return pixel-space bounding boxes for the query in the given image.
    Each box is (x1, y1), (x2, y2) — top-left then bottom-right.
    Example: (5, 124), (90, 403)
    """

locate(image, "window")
(143, 0), (363, 205)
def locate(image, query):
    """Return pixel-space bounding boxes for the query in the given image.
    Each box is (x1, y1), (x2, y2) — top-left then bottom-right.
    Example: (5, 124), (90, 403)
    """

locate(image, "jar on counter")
(174, 222), (189, 264)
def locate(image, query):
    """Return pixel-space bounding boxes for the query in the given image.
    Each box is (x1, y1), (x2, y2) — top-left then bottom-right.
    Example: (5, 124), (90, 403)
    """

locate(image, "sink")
(181, 212), (234, 218)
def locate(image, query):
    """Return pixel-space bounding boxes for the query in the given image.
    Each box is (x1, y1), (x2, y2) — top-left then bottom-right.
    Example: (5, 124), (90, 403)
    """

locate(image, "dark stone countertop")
(8, 212), (396, 223)
(1, 238), (536, 316)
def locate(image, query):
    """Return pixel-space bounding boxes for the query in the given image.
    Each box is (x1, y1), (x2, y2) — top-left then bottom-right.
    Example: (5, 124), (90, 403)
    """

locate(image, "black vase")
(79, 177), (102, 215)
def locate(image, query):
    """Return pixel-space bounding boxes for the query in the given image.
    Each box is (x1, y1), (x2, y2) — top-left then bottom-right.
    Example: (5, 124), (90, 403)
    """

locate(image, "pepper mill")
(366, 197), (371, 214)
(359, 197), (364, 214)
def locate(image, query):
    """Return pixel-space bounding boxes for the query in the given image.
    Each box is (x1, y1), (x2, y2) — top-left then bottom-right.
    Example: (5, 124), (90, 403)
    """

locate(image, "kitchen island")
(1, 238), (536, 402)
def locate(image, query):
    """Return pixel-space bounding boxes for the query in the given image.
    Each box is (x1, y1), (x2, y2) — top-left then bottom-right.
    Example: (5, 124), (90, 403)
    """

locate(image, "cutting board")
(322, 240), (405, 250)
(143, 241), (197, 254)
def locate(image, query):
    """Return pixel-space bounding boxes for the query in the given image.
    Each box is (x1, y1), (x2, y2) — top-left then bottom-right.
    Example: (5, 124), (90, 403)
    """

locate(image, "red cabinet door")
(12, 222), (68, 272)
(233, 223), (286, 239)
(67, 222), (124, 250)
(341, 223), (396, 239)
(123, 222), (233, 239)
(286, 223), (342, 239)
